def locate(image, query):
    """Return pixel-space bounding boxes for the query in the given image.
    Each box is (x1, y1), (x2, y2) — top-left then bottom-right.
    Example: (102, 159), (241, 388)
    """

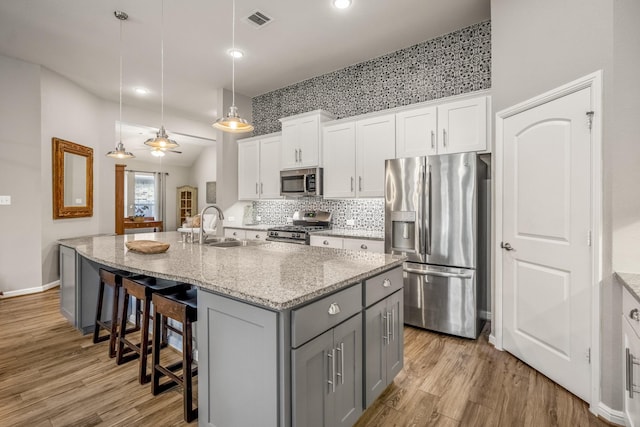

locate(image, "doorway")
(494, 72), (603, 406)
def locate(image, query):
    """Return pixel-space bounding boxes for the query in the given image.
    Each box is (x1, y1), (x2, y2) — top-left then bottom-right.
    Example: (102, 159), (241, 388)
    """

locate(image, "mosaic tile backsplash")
(253, 198), (384, 232)
(252, 21), (491, 135)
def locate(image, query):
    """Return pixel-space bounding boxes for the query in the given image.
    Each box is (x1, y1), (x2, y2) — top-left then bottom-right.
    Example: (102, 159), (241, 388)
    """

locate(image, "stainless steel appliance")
(385, 153), (489, 338)
(280, 167), (323, 197)
(267, 210), (332, 244)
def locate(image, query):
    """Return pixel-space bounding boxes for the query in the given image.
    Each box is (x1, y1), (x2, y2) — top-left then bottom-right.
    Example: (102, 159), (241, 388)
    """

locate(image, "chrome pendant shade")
(106, 10), (135, 159)
(144, 125), (179, 149)
(212, 0), (253, 134)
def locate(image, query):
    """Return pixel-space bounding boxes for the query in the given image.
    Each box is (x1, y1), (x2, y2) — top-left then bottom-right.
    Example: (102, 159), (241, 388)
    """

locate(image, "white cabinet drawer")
(343, 238), (384, 253)
(364, 267), (403, 307)
(623, 286), (640, 339)
(310, 235), (343, 249)
(247, 230), (268, 240)
(291, 283), (362, 348)
(224, 228), (245, 239)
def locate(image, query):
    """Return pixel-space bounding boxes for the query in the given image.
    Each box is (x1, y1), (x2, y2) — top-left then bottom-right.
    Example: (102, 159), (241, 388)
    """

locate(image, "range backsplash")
(252, 198), (384, 232)
(252, 20), (491, 136)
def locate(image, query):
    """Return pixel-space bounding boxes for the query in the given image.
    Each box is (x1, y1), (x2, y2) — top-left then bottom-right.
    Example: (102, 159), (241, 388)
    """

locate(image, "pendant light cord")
(118, 16), (123, 143)
(161, 0), (165, 126)
(231, 0), (236, 108)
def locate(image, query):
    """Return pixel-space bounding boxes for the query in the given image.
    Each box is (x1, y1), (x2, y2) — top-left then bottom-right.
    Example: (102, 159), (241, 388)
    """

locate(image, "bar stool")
(93, 268), (142, 358)
(116, 276), (190, 384)
(151, 288), (198, 423)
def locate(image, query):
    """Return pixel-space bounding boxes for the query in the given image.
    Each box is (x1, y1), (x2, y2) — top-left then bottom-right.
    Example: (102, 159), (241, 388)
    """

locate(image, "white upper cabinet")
(438, 96), (488, 154)
(395, 106), (438, 158)
(323, 122), (356, 198)
(395, 95), (489, 157)
(279, 110), (335, 169)
(238, 133), (282, 200)
(323, 113), (395, 198)
(356, 114), (396, 197)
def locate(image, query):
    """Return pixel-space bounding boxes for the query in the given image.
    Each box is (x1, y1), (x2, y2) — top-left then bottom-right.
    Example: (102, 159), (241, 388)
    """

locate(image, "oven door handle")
(403, 267), (472, 279)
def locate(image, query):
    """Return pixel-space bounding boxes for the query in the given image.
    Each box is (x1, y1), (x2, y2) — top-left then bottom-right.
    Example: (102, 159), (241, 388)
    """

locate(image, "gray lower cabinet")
(59, 244), (77, 325)
(364, 269), (404, 407)
(292, 313), (362, 427)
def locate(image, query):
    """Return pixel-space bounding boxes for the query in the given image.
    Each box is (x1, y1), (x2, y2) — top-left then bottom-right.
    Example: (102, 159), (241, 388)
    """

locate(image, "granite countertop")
(617, 272), (640, 302)
(223, 224), (273, 231)
(73, 231), (404, 311)
(310, 228), (384, 241)
(58, 234), (116, 248)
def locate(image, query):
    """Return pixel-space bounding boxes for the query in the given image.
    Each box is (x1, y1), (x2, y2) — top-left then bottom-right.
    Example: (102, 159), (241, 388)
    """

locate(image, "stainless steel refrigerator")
(384, 152), (489, 338)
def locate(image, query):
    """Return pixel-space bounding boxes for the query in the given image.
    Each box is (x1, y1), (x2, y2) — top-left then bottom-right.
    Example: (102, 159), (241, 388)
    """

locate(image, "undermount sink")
(204, 238), (267, 248)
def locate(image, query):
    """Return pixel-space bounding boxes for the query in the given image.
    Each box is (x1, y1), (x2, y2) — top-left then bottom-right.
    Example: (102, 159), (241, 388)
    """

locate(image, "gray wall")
(252, 21), (491, 136)
(491, 0), (640, 413)
(0, 55), (42, 294)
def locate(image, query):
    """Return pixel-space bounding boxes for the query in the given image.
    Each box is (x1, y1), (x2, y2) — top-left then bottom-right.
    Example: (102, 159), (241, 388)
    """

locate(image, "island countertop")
(73, 231), (404, 311)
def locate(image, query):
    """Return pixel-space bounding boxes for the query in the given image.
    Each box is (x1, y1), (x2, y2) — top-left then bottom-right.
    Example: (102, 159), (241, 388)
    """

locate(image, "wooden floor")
(1, 289), (611, 427)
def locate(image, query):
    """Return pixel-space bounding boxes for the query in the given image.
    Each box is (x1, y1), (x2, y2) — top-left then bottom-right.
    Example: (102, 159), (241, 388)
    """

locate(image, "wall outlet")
(346, 219), (355, 226)
(0, 195), (11, 205)
(286, 217), (293, 223)
(228, 216), (235, 222)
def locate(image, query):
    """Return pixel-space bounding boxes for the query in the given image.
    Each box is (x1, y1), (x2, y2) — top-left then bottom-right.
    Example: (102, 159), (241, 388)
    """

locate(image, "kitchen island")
(68, 231), (405, 427)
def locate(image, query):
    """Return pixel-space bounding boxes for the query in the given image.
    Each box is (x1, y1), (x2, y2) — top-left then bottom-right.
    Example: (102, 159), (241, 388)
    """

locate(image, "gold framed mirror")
(52, 137), (93, 219)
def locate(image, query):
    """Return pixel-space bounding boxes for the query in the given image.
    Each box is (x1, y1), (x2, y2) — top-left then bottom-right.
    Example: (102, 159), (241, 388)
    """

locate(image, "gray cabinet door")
(59, 245), (76, 325)
(364, 290), (404, 407)
(386, 290), (404, 382)
(333, 313), (363, 427)
(364, 298), (387, 407)
(292, 329), (334, 427)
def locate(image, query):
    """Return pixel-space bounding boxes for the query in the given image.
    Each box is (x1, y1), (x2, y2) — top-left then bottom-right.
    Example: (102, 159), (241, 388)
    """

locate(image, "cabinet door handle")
(431, 130), (435, 149)
(336, 342), (344, 385)
(442, 129), (447, 147)
(328, 302), (340, 315)
(232, 232), (237, 236)
(628, 348), (633, 398)
(294, 149), (298, 162)
(323, 240), (330, 246)
(359, 176), (362, 192)
(382, 278), (391, 288)
(260, 182), (264, 194)
(631, 308), (640, 322)
(327, 348), (336, 393)
(382, 313), (388, 344)
(255, 183), (258, 194)
(255, 234), (261, 239)
(299, 148), (302, 162)
(351, 177), (354, 192)
(361, 244), (368, 250)
(390, 308), (395, 342)
(387, 310), (393, 343)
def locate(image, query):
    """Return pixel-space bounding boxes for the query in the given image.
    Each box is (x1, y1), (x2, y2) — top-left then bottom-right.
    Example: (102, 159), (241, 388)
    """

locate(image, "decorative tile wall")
(253, 198), (384, 232)
(252, 21), (491, 135)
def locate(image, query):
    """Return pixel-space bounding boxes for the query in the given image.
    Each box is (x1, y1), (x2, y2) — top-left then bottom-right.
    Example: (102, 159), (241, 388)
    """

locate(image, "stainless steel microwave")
(280, 167), (323, 197)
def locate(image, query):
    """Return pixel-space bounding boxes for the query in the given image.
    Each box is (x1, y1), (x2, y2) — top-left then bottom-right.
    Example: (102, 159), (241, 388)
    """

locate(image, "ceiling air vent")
(246, 10), (272, 28)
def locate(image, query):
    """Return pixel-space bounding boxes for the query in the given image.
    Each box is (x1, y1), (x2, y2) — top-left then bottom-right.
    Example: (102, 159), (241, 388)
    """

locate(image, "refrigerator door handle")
(424, 164), (432, 255)
(403, 266), (473, 279)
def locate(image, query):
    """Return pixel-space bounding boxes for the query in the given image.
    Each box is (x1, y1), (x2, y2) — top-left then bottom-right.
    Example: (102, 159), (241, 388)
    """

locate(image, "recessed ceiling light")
(333, 0), (351, 9)
(134, 87), (149, 95)
(227, 48), (244, 59)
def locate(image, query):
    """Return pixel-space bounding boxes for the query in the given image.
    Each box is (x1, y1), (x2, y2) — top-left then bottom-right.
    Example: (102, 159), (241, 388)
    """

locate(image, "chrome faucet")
(199, 205), (225, 244)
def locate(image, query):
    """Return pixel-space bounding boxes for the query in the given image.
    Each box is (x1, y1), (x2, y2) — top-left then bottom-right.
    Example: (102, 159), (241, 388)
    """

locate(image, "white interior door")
(501, 86), (592, 401)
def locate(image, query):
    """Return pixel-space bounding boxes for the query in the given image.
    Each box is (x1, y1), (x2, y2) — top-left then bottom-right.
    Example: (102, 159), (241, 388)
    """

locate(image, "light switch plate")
(286, 217), (293, 223)
(0, 195), (11, 205)
(346, 219), (355, 226)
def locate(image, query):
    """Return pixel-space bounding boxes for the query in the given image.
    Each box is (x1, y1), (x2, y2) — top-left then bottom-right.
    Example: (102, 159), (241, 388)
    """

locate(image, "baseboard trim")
(0, 281), (60, 299)
(594, 401), (625, 426)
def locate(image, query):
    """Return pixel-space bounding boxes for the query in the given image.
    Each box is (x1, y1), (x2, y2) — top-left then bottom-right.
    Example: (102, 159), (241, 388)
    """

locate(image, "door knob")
(500, 242), (514, 251)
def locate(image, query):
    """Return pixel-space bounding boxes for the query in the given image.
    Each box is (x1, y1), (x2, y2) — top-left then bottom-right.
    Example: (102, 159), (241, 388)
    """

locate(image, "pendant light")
(106, 11), (135, 159)
(144, 0), (180, 150)
(212, 0), (254, 134)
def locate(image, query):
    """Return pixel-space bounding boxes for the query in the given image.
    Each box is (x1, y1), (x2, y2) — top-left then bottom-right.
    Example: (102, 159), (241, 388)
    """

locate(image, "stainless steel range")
(266, 210), (332, 245)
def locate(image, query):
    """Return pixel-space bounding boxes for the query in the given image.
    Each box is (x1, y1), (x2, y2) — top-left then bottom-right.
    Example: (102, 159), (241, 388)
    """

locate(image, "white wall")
(190, 145), (217, 213)
(0, 55), (42, 295)
(491, 0), (639, 413)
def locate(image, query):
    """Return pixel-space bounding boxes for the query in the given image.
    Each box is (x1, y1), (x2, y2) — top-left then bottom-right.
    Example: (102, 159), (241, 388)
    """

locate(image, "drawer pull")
(631, 308), (640, 322)
(323, 240), (329, 245)
(360, 244), (368, 250)
(255, 234), (260, 239)
(328, 302), (341, 315)
(382, 278), (391, 288)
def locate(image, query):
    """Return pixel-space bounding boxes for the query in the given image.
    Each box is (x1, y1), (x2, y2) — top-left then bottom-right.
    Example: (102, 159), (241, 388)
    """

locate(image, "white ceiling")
(0, 0), (489, 166)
